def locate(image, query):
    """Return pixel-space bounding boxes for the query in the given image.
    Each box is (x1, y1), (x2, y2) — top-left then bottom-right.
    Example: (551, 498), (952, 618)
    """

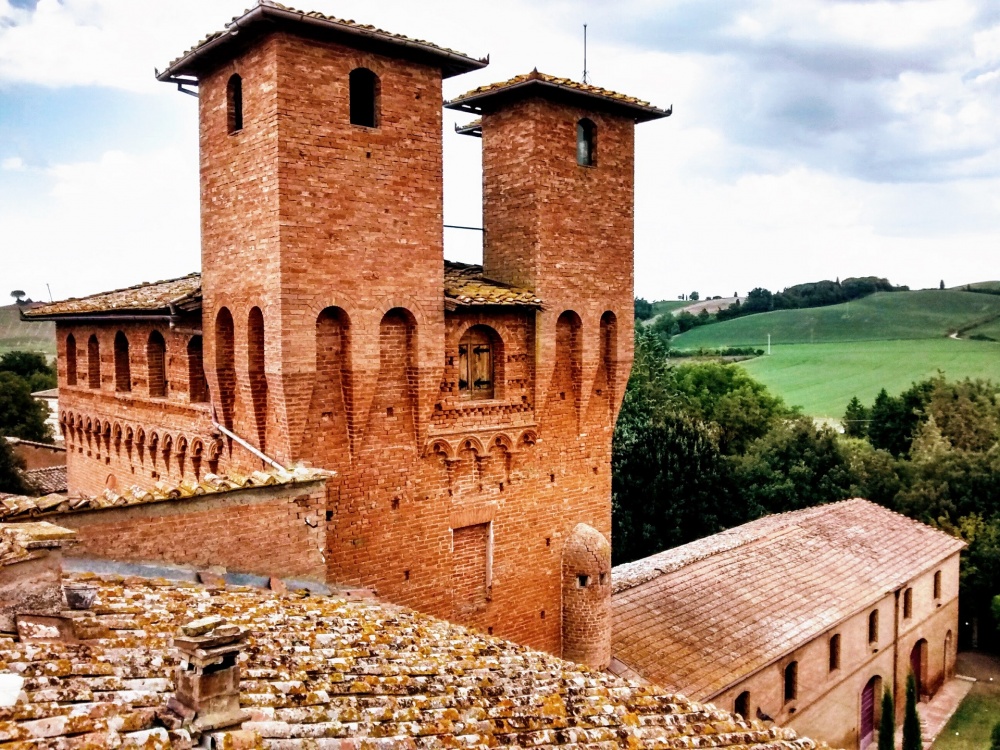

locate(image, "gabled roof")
(0, 571), (818, 748)
(611, 499), (966, 700)
(21, 465), (67, 495)
(25, 263), (540, 320)
(446, 69), (672, 123)
(158, 1), (488, 82)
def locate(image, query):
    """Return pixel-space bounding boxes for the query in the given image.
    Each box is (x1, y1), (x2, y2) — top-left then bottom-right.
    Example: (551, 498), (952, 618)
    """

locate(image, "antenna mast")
(582, 24), (590, 84)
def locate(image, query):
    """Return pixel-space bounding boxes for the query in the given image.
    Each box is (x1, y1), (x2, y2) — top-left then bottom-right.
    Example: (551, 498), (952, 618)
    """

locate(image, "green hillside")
(672, 290), (1000, 349)
(650, 300), (688, 316)
(741, 339), (1000, 418)
(0, 305), (55, 356)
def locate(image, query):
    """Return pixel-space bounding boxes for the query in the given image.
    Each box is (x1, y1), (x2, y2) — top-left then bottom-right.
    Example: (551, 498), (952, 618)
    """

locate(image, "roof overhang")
(446, 75), (672, 123)
(158, 2), (488, 83)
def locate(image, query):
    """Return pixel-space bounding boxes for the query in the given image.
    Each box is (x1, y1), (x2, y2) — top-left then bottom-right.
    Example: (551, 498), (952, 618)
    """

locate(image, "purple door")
(860, 678), (876, 749)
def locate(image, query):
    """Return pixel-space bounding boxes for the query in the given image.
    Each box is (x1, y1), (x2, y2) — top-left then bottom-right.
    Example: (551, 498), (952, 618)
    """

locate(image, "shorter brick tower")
(561, 523), (612, 668)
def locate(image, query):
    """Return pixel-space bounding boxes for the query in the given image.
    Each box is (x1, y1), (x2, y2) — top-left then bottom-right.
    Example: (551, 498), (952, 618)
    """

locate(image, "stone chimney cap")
(174, 616), (247, 666)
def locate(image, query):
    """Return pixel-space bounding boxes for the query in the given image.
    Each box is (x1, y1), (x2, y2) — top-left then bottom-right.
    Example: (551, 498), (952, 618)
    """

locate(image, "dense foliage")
(0, 438), (30, 495)
(0, 350), (57, 392)
(612, 329), (1000, 650)
(717, 277), (907, 322)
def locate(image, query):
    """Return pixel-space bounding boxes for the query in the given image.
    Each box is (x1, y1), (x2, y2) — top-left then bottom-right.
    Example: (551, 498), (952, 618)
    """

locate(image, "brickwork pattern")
(562, 523), (612, 669)
(51, 483), (327, 581)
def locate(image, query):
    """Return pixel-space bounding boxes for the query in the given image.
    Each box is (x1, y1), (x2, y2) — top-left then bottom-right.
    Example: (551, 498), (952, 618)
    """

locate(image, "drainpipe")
(892, 587), (901, 716)
(209, 403), (286, 473)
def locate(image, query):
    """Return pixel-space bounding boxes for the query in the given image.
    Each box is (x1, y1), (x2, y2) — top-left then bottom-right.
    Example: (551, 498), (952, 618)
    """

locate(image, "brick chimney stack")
(0, 522), (76, 634)
(169, 616), (249, 732)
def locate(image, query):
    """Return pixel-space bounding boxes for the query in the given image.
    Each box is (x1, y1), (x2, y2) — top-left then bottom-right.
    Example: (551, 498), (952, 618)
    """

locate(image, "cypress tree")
(991, 720), (1000, 750)
(902, 673), (922, 750)
(878, 688), (895, 750)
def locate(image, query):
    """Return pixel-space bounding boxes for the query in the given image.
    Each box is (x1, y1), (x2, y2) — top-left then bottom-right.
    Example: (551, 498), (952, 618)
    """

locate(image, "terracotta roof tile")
(0, 467), (327, 522)
(27, 264), (539, 319)
(159, 1), (487, 82)
(22, 466), (68, 495)
(0, 572), (819, 748)
(22, 274), (201, 318)
(611, 499), (966, 700)
(446, 69), (672, 122)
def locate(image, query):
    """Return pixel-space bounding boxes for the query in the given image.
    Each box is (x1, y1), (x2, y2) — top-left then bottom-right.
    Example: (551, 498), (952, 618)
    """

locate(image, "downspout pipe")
(209, 404), (286, 473)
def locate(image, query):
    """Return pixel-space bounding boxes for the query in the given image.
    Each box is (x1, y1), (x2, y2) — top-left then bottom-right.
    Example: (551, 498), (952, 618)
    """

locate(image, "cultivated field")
(0, 305), (55, 356)
(739, 339), (1000, 417)
(671, 290), (1000, 348)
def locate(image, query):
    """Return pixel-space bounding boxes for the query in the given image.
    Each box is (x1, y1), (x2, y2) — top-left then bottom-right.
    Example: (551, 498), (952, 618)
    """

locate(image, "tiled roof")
(22, 466), (68, 495)
(446, 69), (672, 123)
(158, 1), (487, 82)
(29, 389), (58, 399)
(22, 274), (202, 319)
(0, 571), (818, 749)
(611, 499), (966, 700)
(444, 261), (541, 308)
(0, 467), (327, 521)
(27, 264), (540, 319)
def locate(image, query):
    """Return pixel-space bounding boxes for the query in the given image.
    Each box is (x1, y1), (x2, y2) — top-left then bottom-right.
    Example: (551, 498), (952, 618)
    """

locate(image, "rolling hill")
(0, 305), (55, 356)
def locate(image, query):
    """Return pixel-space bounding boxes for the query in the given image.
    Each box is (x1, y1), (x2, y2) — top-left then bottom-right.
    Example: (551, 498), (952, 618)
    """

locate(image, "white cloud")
(1, 156), (24, 170)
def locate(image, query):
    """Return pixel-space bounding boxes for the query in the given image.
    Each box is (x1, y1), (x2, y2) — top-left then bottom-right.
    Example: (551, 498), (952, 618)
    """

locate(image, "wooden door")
(860, 678), (876, 750)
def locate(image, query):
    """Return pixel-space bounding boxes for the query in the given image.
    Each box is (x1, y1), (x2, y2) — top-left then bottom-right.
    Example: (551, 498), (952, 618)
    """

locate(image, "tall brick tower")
(157, 3), (487, 466)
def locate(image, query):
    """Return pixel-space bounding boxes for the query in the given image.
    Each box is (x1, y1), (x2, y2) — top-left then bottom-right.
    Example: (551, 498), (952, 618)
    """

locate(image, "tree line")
(613, 328), (1000, 650)
(0, 351), (56, 494)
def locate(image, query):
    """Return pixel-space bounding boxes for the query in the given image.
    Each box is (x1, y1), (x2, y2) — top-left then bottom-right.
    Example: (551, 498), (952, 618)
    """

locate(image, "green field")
(0, 305), (55, 356)
(932, 691), (1000, 750)
(739, 339), (1000, 417)
(672, 290), (1000, 349)
(650, 300), (689, 316)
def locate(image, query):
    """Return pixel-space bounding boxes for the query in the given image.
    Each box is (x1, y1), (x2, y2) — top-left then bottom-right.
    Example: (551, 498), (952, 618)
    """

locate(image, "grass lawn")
(932, 690), (1000, 750)
(672, 290), (1000, 349)
(736, 339), (1000, 418)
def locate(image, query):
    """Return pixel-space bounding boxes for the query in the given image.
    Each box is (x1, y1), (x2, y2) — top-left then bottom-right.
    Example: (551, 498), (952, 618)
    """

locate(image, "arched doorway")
(944, 630), (953, 679)
(910, 639), (928, 698)
(860, 675), (882, 750)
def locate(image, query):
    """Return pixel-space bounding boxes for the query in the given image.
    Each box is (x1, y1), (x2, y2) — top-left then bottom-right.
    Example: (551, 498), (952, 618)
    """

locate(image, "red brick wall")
(50, 482), (327, 581)
(10, 441), (66, 471)
(452, 522), (490, 617)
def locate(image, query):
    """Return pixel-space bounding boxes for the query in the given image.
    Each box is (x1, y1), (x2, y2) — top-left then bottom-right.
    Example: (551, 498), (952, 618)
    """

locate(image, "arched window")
(247, 306), (268, 451)
(829, 633), (841, 672)
(88, 334), (101, 389)
(147, 331), (167, 398)
(216, 308), (236, 429)
(66, 334), (77, 386)
(734, 691), (750, 720)
(903, 587), (913, 619)
(349, 67), (379, 128)
(458, 326), (497, 400)
(783, 661), (798, 703)
(933, 570), (942, 599)
(577, 118), (596, 166)
(868, 609), (879, 644)
(227, 74), (243, 134)
(114, 332), (131, 392)
(187, 336), (208, 403)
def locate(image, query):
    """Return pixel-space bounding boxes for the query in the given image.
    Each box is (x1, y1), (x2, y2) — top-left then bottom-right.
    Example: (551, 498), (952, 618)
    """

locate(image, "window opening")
(114, 331), (131, 392)
(227, 74), (243, 133)
(784, 661), (798, 702)
(903, 588), (913, 619)
(88, 335), (101, 389)
(577, 118), (596, 166)
(148, 331), (167, 398)
(66, 334), (77, 386)
(868, 610), (879, 644)
(577, 574), (590, 588)
(829, 634), (841, 672)
(349, 68), (379, 128)
(933, 570), (941, 599)
(458, 326), (494, 400)
(187, 336), (208, 403)
(734, 692), (750, 720)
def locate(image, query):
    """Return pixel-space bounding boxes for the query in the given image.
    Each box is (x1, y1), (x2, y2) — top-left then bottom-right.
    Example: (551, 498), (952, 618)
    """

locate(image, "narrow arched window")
(903, 587), (913, 619)
(88, 334), (100, 389)
(114, 331), (131, 392)
(577, 118), (596, 166)
(227, 74), (243, 134)
(734, 691), (750, 720)
(783, 661), (798, 702)
(65, 334), (77, 386)
(934, 570), (942, 599)
(458, 326), (496, 400)
(829, 634), (841, 672)
(868, 609), (879, 644)
(187, 336), (208, 403)
(349, 68), (379, 128)
(147, 331), (167, 398)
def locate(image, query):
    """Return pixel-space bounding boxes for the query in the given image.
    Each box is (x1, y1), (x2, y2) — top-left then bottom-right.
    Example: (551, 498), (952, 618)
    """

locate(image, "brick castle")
(25, 2), (670, 662)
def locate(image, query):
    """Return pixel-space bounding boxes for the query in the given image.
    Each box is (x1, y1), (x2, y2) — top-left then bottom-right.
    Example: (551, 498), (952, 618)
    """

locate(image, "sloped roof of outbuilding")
(158, 1), (488, 82)
(611, 499), (966, 700)
(25, 263), (540, 320)
(0, 571), (820, 749)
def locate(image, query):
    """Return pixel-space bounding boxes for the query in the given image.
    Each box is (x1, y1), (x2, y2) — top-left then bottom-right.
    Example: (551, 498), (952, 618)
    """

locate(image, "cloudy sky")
(1, 0), (998, 303)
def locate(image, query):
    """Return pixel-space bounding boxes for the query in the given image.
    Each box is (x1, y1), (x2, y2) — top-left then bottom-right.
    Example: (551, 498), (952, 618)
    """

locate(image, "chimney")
(0, 522), (76, 634)
(168, 615), (249, 732)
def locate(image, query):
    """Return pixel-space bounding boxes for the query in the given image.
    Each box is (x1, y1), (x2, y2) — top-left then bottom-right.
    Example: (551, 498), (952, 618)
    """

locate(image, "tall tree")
(843, 396), (869, 438)
(0, 372), (52, 442)
(0, 438), (30, 495)
(878, 688), (895, 750)
(902, 673), (922, 750)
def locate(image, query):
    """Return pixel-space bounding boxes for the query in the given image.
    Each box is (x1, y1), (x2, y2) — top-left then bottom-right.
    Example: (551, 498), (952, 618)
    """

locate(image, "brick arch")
(84, 417), (93, 434)
(518, 429), (538, 448)
(113, 330), (131, 392)
(176, 436), (188, 455)
(101, 421), (112, 440)
(65, 333), (78, 386)
(304, 305), (353, 468)
(489, 432), (515, 453)
(190, 438), (204, 458)
(457, 323), (504, 401)
(112, 422), (123, 444)
(135, 428), (146, 448)
(247, 306), (268, 451)
(215, 307), (236, 430)
(124, 425), (134, 444)
(161, 433), (173, 455)
(457, 435), (486, 456)
(429, 439), (455, 460)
